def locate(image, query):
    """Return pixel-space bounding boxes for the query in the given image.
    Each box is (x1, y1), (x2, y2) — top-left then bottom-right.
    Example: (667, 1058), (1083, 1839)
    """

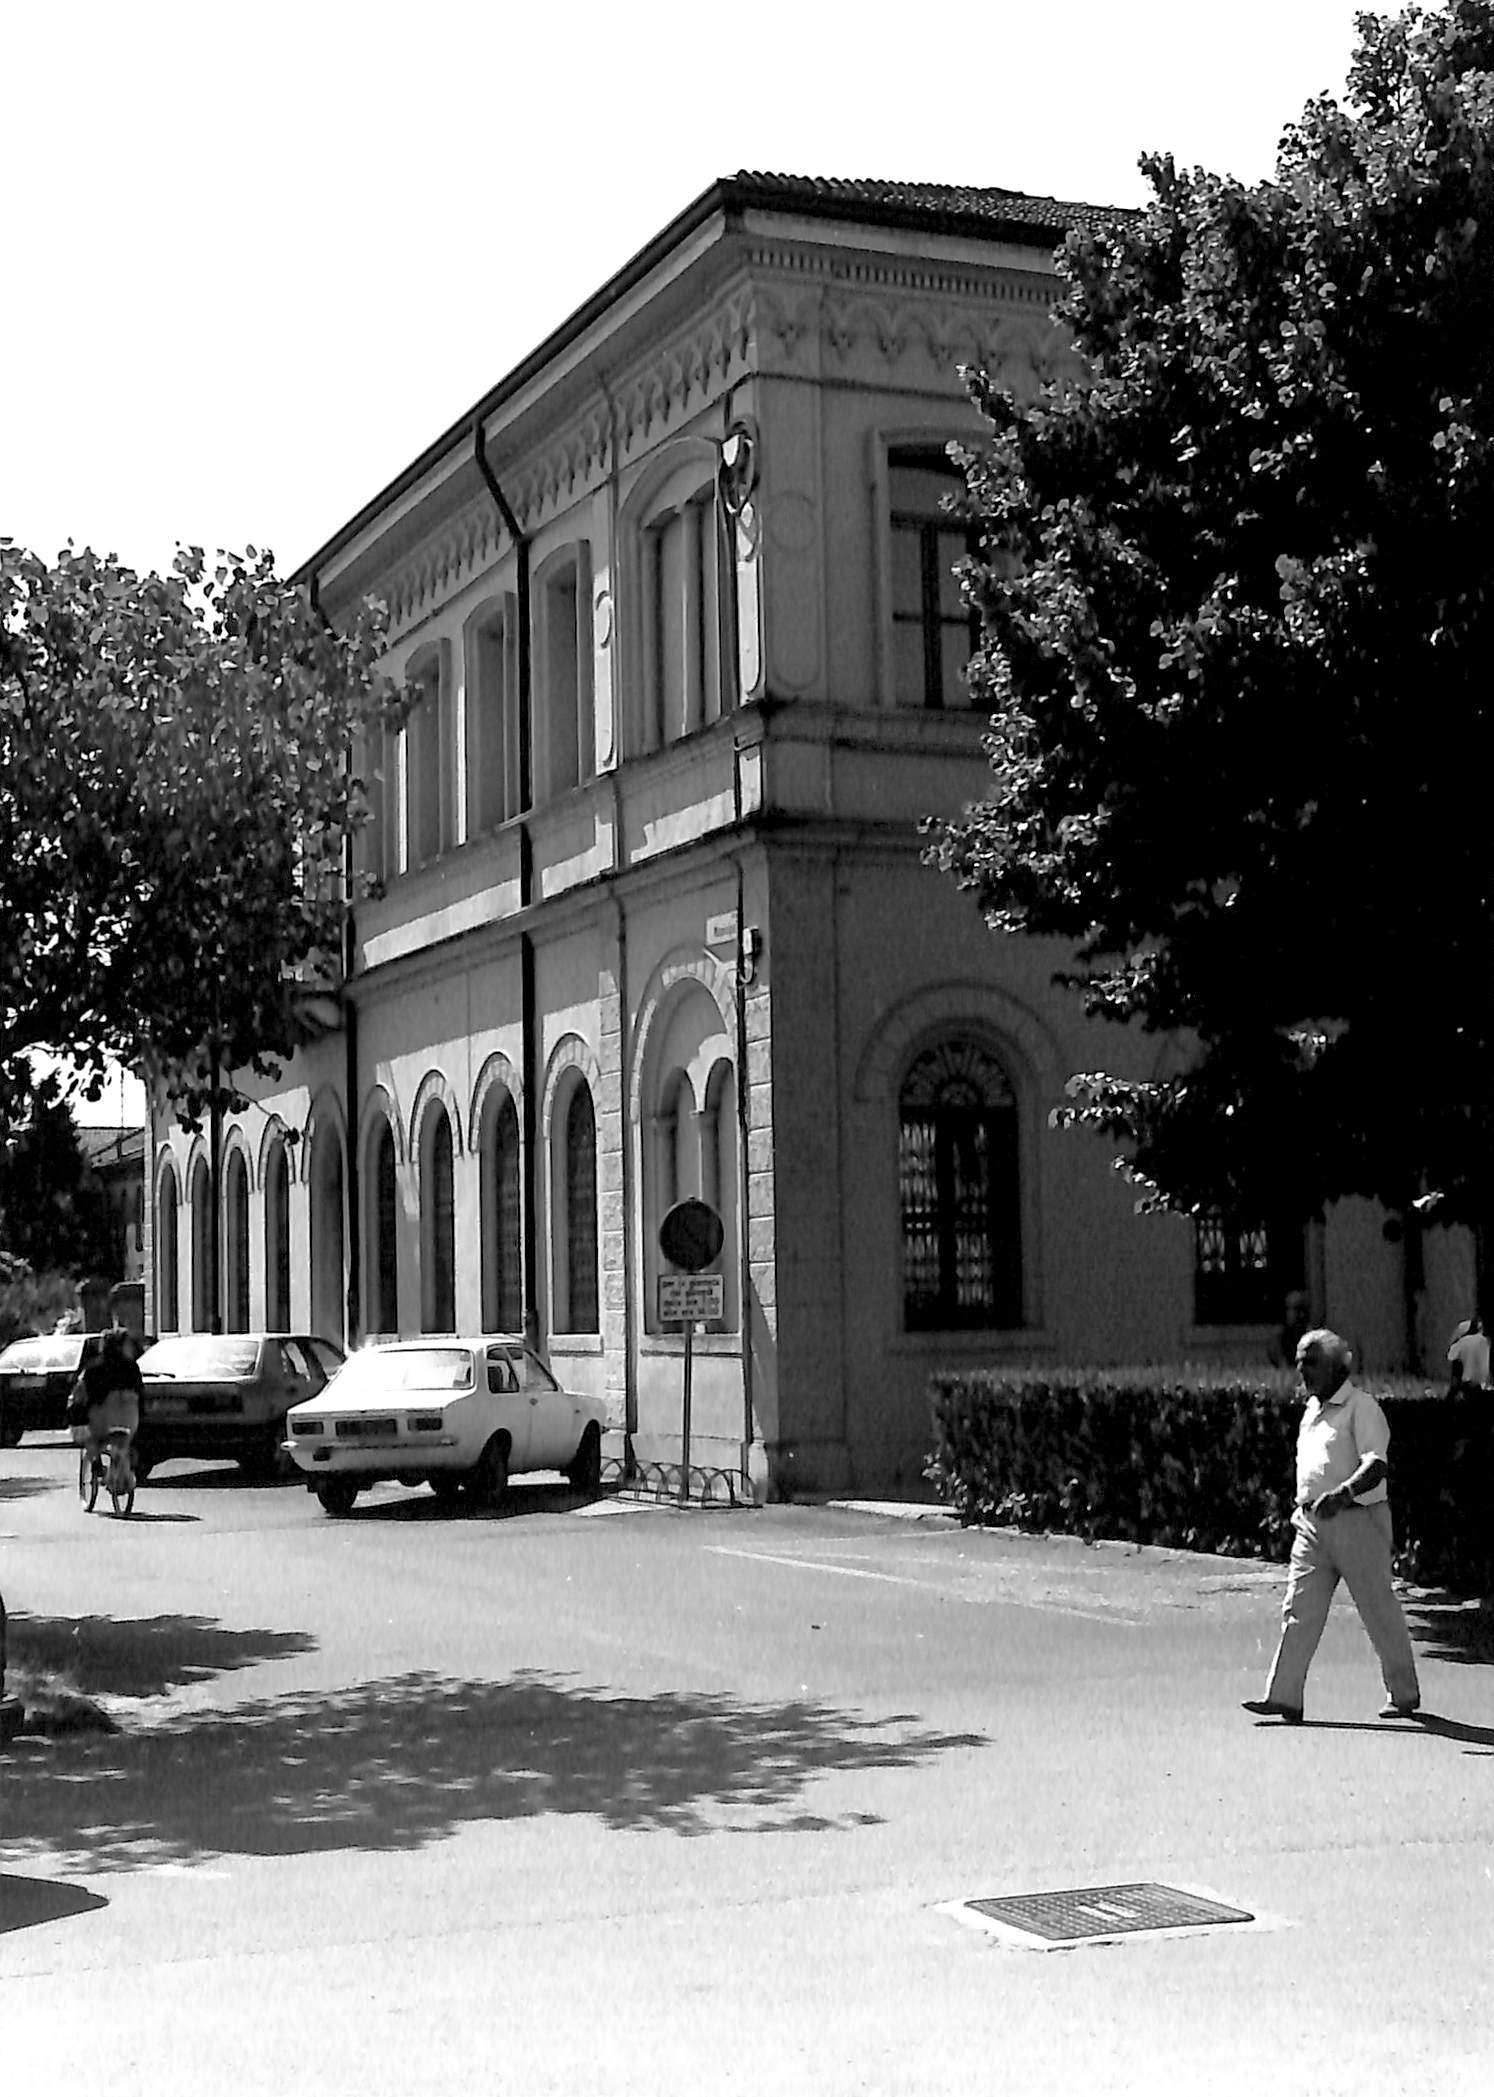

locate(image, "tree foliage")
(1, 543), (401, 1133)
(930, 1), (1494, 1249)
(0, 1067), (115, 1276)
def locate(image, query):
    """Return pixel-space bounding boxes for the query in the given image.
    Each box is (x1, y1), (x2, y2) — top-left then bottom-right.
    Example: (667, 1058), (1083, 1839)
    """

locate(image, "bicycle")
(79, 1431), (136, 1518)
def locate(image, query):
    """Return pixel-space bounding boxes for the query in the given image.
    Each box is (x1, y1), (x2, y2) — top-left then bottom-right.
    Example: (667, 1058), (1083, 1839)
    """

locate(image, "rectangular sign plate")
(658, 1274), (725, 1323)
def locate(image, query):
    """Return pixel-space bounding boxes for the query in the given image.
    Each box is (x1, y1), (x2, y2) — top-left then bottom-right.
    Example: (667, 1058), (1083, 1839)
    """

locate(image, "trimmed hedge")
(926, 1367), (1494, 1595)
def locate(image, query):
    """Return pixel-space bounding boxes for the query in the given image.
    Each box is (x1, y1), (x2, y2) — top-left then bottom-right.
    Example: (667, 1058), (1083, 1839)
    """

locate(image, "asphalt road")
(3, 1435), (1493, 2096)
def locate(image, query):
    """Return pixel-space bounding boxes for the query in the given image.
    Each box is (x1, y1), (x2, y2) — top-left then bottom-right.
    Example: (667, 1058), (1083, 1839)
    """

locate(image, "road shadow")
(138, 1465), (293, 1491)
(341, 1479), (605, 1523)
(0, 1667), (987, 1872)
(0, 1475), (57, 1502)
(8, 1612), (317, 1698)
(1406, 1593), (1494, 1667)
(0, 1872), (108, 1935)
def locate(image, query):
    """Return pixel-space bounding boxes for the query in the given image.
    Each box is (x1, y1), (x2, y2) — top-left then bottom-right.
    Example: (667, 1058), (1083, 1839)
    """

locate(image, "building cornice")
(301, 174), (1100, 600)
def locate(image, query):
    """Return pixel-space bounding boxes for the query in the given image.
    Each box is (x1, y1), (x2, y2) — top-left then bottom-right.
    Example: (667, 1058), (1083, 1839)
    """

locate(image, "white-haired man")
(1244, 1328), (1421, 1724)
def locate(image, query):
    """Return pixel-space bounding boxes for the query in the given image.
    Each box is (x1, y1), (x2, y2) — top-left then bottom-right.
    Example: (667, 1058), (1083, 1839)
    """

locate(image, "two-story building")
(145, 173), (1476, 1496)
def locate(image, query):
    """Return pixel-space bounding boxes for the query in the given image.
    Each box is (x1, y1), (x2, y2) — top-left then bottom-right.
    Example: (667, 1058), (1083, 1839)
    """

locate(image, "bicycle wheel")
(79, 1446), (99, 1513)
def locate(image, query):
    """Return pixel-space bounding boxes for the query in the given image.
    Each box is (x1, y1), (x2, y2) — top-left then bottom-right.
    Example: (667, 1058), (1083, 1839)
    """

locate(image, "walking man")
(1244, 1328), (1421, 1724)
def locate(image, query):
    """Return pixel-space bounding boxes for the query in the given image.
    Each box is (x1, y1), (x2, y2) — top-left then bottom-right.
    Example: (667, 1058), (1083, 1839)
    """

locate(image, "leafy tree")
(930, 1), (1494, 1290)
(1, 543), (401, 1135)
(0, 1066), (115, 1276)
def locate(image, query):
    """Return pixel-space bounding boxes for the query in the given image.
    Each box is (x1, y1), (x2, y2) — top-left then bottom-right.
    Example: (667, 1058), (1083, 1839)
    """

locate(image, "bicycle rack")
(601, 1455), (750, 1508)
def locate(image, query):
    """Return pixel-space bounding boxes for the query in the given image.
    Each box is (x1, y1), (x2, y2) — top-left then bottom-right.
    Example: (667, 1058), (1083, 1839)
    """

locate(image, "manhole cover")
(963, 1882), (1253, 1946)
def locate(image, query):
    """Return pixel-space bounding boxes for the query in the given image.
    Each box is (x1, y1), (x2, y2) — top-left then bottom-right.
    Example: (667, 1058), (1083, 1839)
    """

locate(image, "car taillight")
(406, 1413), (444, 1434)
(290, 1417), (322, 1437)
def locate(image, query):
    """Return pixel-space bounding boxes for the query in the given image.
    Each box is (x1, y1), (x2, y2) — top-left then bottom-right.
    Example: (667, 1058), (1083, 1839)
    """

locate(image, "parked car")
(137, 1332), (345, 1481)
(1, 1331), (116, 1446)
(286, 1336), (607, 1516)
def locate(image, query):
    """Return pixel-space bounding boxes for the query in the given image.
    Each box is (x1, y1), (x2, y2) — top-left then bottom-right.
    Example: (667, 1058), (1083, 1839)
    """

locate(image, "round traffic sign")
(659, 1198), (724, 1274)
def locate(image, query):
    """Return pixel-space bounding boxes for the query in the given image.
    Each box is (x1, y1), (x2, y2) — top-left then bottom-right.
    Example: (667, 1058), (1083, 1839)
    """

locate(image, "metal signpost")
(657, 1199), (724, 1504)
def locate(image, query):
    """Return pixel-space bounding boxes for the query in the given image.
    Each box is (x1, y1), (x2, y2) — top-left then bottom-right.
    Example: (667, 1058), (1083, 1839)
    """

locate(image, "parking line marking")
(704, 1546), (1142, 1623)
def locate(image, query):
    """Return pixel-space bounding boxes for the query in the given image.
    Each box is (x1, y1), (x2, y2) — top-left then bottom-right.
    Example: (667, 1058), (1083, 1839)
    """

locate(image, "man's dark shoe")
(1377, 1698), (1421, 1720)
(1242, 1698), (1304, 1724)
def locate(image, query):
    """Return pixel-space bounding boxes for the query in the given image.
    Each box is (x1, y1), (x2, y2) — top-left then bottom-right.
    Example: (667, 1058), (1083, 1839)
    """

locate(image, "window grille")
(900, 1040), (1021, 1330)
(1194, 1211), (1303, 1326)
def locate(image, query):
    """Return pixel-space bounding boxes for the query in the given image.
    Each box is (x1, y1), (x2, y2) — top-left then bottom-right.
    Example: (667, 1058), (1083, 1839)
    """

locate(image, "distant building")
(145, 173), (1474, 1494)
(77, 1126), (146, 1284)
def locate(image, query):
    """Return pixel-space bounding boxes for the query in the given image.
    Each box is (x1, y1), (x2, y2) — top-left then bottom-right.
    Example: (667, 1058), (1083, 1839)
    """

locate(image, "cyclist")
(72, 1324), (145, 1483)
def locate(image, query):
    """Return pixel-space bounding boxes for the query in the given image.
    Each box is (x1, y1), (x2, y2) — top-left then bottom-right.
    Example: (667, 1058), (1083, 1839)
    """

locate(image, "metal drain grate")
(964, 1882), (1254, 1946)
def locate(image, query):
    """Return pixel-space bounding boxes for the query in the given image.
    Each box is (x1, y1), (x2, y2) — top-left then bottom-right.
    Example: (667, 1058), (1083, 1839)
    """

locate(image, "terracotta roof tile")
(728, 170), (1131, 241)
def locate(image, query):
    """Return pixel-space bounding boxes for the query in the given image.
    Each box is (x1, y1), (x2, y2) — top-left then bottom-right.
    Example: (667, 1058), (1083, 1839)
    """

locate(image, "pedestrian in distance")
(1271, 1288), (1311, 1369)
(1244, 1327), (1421, 1725)
(1446, 1313), (1489, 1393)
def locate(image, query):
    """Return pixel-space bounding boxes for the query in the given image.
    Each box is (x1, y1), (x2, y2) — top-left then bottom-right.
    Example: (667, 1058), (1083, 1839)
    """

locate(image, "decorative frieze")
(382, 286), (755, 640)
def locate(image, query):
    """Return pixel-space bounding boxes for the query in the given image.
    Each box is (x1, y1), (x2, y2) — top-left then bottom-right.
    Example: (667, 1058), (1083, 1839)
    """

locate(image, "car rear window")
(0, 1336), (86, 1374)
(139, 1336), (261, 1380)
(333, 1347), (475, 1396)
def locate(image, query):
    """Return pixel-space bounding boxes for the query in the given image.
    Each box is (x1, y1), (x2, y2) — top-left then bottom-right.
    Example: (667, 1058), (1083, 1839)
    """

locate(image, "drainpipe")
(733, 843), (754, 1498)
(473, 420), (539, 1349)
(310, 570), (360, 1348)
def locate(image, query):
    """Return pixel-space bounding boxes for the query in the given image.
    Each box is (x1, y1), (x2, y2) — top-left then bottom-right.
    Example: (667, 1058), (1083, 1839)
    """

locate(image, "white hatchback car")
(286, 1337), (608, 1517)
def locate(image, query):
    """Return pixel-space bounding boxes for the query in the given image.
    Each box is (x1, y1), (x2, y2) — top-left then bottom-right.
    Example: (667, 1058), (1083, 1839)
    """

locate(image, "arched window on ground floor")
(899, 1037), (1022, 1331)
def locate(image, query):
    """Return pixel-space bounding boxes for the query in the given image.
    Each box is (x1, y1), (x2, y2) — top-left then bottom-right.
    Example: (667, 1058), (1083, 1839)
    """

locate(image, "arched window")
(480, 1091), (522, 1333)
(405, 643), (456, 868)
(309, 1127), (345, 1346)
(536, 548), (595, 800)
(225, 1151), (250, 1332)
(190, 1158), (213, 1332)
(630, 453), (725, 755)
(702, 1059), (738, 1332)
(899, 1039), (1021, 1330)
(156, 1164), (180, 1332)
(466, 597), (520, 835)
(421, 1107), (456, 1333)
(560, 1081), (598, 1333)
(640, 981), (738, 1335)
(264, 1137), (291, 1331)
(656, 1069), (691, 1214)
(371, 1120), (400, 1336)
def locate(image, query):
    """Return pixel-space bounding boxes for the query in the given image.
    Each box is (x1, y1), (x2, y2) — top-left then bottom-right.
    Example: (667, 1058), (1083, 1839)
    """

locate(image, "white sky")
(8, 0), (1368, 1130)
(3, 0), (1369, 583)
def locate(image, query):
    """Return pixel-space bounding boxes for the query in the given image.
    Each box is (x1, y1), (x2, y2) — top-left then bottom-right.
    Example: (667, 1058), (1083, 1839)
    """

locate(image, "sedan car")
(286, 1336), (607, 1516)
(137, 1332), (345, 1481)
(0, 1331), (131, 1446)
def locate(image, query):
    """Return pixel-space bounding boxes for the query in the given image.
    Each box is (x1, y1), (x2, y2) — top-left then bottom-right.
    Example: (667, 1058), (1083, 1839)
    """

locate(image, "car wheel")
(429, 1474), (464, 1508)
(316, 1480), (359, 1517)
(467, 1435), (509, 1510)
(240, 1428), (295, 1485)
(566, 1423), (602, 1497)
